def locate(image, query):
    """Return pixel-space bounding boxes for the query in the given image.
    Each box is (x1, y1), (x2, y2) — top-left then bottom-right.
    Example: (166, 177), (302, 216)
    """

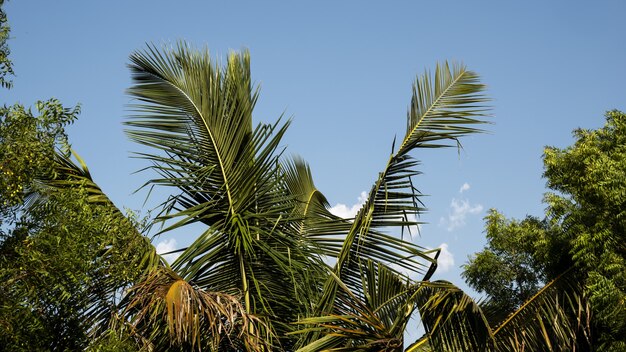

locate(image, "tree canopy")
(3, 2), (622, 350)
(463, 110), (626, 351)
(0, 0), (12, 89)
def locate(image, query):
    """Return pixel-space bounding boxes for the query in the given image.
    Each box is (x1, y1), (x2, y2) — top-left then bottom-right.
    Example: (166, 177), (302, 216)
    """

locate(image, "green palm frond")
(48, 150), (161, 271)
(307, 62), (490, 337)
(400, 61), (489, 154)
(492, 268), (591, 351)
(125, 43), (327, 347)
(296, 261), (414, 352)
(26, 149), (163, 339)
(344, 61), (488, 274)
(406, 270), (591, 352)
(412, 281), (494, 351)
(283, 156), (422, 268)
(126, 43), (264, 227)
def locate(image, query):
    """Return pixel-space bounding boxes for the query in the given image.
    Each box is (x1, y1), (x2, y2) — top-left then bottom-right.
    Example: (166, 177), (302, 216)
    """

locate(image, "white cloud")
(440, 198), (483, 231)
(329, 191), (368, 219)
(156, 238), (181, 263)
(459, 182), (470, 193)
(433, 243), (454, 272)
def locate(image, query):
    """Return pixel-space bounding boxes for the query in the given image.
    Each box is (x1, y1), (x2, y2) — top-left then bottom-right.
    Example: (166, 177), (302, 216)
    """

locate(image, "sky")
(4, 0), (626, 338)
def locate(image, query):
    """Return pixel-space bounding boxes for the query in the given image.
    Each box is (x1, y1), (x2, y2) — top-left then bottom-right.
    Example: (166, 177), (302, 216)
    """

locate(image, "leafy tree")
(119, 44), (490, 351)
(0, 0), (12, 89)
(463, 110), (626, 351)
(461, 211), (557, 318)
(0, 3), (157, 349)
(0, 100), (159, 350)
(2, 2), (595, 348)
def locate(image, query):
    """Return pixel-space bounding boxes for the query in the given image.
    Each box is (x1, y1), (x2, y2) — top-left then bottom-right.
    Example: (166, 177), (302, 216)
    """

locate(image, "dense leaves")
(461, 211), (553, 318)
(0, 0), (12, 89)
(5, 1), (610, 347)
(0, 187), (146, 350)
(0, 100), (79, 218)
(0, 99), (157, 350)
(463, 110), (626, 351)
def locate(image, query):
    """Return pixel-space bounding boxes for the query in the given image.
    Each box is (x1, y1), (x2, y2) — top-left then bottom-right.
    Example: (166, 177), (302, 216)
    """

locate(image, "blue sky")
(5, 0), (626, 321)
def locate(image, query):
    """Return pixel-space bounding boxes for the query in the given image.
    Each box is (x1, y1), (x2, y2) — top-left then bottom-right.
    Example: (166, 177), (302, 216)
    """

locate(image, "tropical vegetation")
(0, 2), (617, 350)
(463, 110), (626, 351)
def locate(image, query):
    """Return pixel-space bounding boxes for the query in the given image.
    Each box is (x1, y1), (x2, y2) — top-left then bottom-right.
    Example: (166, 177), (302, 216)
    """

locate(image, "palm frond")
(412, 281), (495, 351)
(309, 62), (490, 333)
(400, 61), (489, 154)
(404, 336), (433, 352)
(123, 266), (269, 351)
(492, 269), (591, 351)
(24, 149), (164, 340)
(125, 43), (328, 347)
(126, 43), (262, 226)
(406, 270), (591, 352)
(296, 261), (413, 352)
(47, 150), (162, 271)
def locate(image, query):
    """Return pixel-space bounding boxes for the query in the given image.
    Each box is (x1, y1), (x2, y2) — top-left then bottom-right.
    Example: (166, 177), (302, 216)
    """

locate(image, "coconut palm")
(120, 42), (492, 351)
(29, 43), (590, 350)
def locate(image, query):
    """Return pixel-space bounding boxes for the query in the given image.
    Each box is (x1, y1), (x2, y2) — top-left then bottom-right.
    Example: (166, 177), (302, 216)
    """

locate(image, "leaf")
(306, 62), (490, 347)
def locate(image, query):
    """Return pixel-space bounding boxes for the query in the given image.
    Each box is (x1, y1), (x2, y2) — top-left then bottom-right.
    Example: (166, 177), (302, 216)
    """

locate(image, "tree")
(119, 45), (591, 352)
(461, 211), (555, 318)
(4, 39), (596, 351)
(2, 2), (592, 346)
(120, 44), (490, 351)
(0, 100), (161, 350)
(0, 0), (13, 89)
(463, 110), (626, 351)
(1, 38), (495, 349)
(0, 3), (158, 349)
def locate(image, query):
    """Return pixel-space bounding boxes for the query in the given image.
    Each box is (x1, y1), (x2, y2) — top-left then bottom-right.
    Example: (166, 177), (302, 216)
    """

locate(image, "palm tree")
(34, 43), (590, 351)
(120, 42), (492, 351)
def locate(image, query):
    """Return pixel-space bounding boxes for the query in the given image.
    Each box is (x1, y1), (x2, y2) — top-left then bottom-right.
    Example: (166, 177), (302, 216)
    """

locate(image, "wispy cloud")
(440, 183), (483, 231)
(329, 191), (368, 219)
(432, 243), (454, 272)
(156, 238), (181, 263)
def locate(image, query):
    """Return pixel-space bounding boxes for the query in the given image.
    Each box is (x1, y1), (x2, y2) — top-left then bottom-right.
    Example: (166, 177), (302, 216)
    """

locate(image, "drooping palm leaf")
(296, 261), (415, 352)
(412, 281), (495, 351)
(405, 270), (591, 352)
(124, 266), (269, 351)
(492, 268), (591, 351)
(28, 150), (163, 339)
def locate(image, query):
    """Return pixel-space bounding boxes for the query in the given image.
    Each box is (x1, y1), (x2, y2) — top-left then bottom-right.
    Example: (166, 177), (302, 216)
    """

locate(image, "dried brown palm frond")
(124, 266), (270, 351)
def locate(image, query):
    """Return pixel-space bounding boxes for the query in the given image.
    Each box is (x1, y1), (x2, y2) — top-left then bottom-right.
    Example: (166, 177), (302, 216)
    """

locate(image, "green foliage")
(0, 102), (150, 349)
(462, 210), (561, 318)
(0, 100), (79, 218)
(463, 110), (626, 351)
(544, 110), (626, 350)
(0, 0), (13, 89)
(3, 29), (605, 350)
(1, 188), (130, 350)
(294, 60), (490, 351)
(0, 65), (150, 351)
